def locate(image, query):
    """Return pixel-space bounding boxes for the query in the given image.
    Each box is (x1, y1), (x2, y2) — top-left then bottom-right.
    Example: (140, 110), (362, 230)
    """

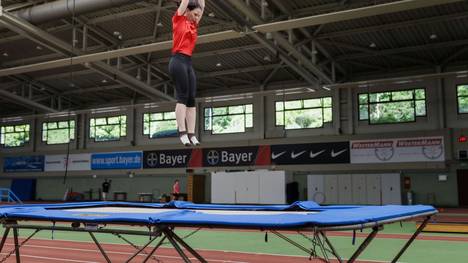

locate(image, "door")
(381, 173), (402, 205)
(211, 172), (236, 204)
(458, 170), (468, 207)
(234, 173), (259, 204)
(352, 174), (367, 204)
(324, 174), (338, 204)
(259, 171), (286, 204)
(307, 175), (325, 204)
(338, 174), (352, 204)
(366, 174), (381, 205)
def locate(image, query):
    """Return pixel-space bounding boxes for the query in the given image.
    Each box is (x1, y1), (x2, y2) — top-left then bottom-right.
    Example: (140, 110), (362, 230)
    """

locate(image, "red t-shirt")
(173, 182), (180, 194)
(172, 11), (198, 56)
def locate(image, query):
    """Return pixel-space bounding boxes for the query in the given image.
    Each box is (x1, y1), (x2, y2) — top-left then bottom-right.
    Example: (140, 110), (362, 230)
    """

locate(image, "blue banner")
(3, 156), (45, 172)
(91, 152), (142, 170)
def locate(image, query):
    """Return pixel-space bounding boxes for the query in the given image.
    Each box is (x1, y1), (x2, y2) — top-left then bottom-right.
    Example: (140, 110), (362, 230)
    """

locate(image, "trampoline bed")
(0, 201), (436, 263)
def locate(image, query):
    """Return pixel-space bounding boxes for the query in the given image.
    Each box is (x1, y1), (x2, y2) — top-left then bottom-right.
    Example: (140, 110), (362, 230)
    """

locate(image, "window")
(89, 115), (127, 142)
(359, 88), (426, 124)
(204, 104), (253, 134)
(143, 111), (178, 138)
(458, 84), (468, 114)
(42, 120), (75, 144)
(0, 124), (30, 147)
(275, 97), (332, 129)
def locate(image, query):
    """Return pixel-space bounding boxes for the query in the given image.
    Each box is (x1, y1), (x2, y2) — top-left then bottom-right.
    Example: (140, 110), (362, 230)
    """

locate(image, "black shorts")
(168, 53), (197, 107)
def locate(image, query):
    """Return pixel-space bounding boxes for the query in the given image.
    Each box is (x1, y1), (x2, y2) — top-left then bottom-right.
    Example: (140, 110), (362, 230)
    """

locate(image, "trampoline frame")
(0, 210), (435, 263)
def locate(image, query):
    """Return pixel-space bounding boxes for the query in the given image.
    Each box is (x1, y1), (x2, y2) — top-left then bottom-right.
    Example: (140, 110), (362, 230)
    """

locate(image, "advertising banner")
(91, 152), (142, 170)
(350, 136), (445, 163)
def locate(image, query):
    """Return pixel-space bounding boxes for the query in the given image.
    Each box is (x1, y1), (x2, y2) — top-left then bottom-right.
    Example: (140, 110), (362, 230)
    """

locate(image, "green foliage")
(0, 124), (30, 147)
(205, 104), (253, 134)
(459, 96), (468, 113)
(42, 120), (75, 144)
(90, 115), (126, 141)
(275, 97), (332, 129)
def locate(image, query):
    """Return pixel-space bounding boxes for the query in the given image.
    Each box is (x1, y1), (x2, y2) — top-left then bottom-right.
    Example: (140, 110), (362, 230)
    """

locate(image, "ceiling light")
(369, 42), (377, 48)
(208, 12), (215, 17)
(263, 55), (271, 62)
(157, 22), (163, 27)
(36, 46), (43, 50)
(322, 86), (331, 91)
(2, 52), (8, 57)
(430, 34), (438, 40)
(102, 79), (108, 84)
(216, 62), (222, 67)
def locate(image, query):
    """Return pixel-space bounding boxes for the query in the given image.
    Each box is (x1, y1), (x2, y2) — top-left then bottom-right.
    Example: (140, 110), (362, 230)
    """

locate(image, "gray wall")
(2, 74), (468, 206)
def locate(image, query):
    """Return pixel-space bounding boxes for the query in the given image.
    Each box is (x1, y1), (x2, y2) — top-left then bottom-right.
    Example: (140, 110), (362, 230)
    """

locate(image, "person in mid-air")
(169, 0), (205, 146)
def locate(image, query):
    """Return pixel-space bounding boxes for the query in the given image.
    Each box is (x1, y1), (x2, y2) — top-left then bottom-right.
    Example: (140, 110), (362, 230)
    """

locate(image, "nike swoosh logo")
(310, 150), (325, 159)
(291, 151), (306, 159)
(271, 151), (286, 160)
(331, 149), (347, 158)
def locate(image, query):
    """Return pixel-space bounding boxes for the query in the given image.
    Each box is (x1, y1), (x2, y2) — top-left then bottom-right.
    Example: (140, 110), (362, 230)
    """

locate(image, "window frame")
(0, 123), (31, 148)
(274, 97), (333, 130)
(41, 120), (76, 145)
(358, 88), (427, 125)
(203, 103), (254, 135)
(142, 111), (178, 139)
(89, 115), (127, 142)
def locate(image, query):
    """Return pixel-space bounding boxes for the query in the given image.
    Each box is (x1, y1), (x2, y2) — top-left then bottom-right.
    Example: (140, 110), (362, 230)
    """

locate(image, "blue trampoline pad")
(0, 201), (436, 229)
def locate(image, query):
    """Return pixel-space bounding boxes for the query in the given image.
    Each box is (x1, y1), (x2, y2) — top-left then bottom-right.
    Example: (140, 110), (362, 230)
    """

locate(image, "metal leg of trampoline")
(170, 229), (208, 263)
(347, 226), (379, 263)
(89, 232), (112, 263)
(12, 227), (21, 263)
(271, 230), (314, 255)
(164, 229), (192, 263)
(319, 231), (343, 263)
(391, 216), (431, 263)
(0, 227), (11, 254)
(124, 234), (159, 263)
(142, 235), (167, 263)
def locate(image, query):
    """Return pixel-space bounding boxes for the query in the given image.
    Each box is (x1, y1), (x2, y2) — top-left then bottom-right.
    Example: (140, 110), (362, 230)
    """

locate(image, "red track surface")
(0, 238), (383, 263)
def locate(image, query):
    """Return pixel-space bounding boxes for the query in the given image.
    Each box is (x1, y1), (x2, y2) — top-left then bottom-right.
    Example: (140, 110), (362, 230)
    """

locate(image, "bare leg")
(186, 107), (200, 145)
(176, 103), (190, 146)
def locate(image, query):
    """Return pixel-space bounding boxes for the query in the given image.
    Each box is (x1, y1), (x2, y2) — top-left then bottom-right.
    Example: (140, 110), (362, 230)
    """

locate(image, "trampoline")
(0, 201), (436, 263)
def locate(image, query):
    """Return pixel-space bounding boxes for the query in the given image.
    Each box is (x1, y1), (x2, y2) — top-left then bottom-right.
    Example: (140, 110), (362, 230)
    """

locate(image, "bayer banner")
(271, 142), (350, 165)
(91, 152), (142, 170)
(350, 136), (445, 163)
(143, 149), (193, 168)
(203, 146), (267, 167)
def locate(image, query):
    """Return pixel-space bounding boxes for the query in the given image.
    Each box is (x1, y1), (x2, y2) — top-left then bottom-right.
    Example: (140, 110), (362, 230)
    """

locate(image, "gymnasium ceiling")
(1, 0), (468, 117)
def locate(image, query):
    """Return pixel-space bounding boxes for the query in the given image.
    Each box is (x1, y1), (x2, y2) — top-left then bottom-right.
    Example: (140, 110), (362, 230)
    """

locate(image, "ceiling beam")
(0, 89), (58, 113)
(0, 29), (243, 77)
(0, 10), (173, 101)
(226, 0), (332, 85)
(253, 0), (465, 33)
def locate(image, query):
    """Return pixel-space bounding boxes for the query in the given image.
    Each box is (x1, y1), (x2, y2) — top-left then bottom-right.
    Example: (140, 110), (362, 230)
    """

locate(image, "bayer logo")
(146, 153), (159, 167)
(207, 150), (220, 165)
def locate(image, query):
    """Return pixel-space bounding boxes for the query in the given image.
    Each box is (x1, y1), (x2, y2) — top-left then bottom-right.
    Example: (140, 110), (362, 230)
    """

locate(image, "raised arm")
(177, 0), (190, 16)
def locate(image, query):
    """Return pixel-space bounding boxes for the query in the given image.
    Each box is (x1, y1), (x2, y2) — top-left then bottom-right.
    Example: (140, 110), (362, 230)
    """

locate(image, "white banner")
(350, 136), (445, 163)
(45, 154), (91, 171)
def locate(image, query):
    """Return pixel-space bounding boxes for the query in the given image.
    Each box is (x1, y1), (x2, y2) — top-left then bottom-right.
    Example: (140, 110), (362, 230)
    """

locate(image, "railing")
(0, 188), (23, 204)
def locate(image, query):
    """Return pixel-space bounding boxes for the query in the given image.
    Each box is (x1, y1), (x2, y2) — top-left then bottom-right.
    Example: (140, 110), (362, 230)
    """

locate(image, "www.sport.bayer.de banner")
(91, 152), (142, 170)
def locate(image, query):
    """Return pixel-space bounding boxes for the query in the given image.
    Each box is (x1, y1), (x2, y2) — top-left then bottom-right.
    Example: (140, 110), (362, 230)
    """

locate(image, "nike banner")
(271, 142), (350, 165)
